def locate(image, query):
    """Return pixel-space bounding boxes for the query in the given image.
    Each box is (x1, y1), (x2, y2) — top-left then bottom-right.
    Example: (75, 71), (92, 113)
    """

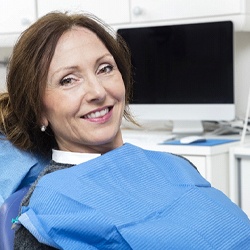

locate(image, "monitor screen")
(118, 21), (235, 134)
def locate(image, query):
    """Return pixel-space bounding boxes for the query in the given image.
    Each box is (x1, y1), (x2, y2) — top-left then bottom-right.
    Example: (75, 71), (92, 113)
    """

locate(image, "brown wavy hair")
(0, 11), (136, 155)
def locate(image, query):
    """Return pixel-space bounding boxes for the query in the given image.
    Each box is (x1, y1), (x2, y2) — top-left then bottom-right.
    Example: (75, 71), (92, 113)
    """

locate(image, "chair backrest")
(0, 186), (29, 250)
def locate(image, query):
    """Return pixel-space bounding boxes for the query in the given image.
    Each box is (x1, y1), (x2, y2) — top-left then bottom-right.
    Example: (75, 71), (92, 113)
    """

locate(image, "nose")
(84, 74), (106, 103)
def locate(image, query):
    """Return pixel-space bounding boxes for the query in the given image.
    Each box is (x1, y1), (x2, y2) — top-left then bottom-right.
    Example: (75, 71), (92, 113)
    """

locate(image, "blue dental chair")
(0, 186), (29, 250)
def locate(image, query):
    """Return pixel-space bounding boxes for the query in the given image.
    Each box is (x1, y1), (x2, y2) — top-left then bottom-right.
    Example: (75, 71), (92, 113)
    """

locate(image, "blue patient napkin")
(19, 143), (250, 249)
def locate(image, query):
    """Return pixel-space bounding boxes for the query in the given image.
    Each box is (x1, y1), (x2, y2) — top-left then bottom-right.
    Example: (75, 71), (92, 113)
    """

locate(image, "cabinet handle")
(133, 6), (143, 16)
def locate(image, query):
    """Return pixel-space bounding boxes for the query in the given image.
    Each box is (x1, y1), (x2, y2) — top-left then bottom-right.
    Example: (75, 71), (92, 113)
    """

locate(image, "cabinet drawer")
(37, 0), (130, 25)
(240, 159), (250, 217)
(131, 0), (241, 23)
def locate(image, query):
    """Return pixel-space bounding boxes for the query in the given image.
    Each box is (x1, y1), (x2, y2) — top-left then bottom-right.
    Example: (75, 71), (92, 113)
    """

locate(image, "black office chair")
(0, 186), (29, 250)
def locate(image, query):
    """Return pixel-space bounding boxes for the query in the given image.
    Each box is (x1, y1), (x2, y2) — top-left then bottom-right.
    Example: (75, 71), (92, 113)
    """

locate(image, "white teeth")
(86, 108), (109, 119)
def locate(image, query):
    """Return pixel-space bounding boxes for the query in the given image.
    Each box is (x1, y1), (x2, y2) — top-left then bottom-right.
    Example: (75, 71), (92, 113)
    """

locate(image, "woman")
(0, 12), (249, 249)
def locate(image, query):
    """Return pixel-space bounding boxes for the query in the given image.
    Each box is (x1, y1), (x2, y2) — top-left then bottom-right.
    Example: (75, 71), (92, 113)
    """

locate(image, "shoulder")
(21, 161), (74, 207)
(117, 143), (209, 186)
(141, 146), (209, 186)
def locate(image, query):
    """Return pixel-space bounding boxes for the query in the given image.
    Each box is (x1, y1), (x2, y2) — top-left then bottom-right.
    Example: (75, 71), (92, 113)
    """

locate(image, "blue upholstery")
(0, 136), (49, 206)
(0, 186), (29, 250)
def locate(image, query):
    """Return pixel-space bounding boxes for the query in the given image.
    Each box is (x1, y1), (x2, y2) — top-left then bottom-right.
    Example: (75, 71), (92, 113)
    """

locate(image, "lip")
(81, 106), (113, 123)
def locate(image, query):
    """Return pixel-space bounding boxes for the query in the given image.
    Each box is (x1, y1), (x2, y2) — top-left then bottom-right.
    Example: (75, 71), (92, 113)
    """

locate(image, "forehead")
(48, 26), (110, 74)
(55, 26), (104, 52)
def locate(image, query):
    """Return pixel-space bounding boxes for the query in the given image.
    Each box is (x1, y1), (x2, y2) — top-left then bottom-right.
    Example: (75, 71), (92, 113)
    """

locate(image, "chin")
(90, 130), (122, 146)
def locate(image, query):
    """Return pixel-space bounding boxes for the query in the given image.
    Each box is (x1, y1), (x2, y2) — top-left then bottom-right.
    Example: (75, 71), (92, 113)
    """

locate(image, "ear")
(40, 112), (49, 127)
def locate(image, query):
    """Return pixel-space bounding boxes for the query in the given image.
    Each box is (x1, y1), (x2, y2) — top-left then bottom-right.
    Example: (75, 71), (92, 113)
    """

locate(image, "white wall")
(0, 67), (7, 91)
(234, 32), (250, 119)
(0, 47), (11, 91)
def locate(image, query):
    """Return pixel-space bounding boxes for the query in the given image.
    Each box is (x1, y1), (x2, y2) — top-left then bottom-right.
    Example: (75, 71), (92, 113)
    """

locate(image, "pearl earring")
(41, 125), (47, 132)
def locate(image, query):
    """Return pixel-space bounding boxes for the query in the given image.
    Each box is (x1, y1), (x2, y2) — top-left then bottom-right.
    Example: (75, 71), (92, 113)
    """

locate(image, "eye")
(59, 76), (79, 86)
(60, 77), (73, 85)
(97, 64), (114, 75)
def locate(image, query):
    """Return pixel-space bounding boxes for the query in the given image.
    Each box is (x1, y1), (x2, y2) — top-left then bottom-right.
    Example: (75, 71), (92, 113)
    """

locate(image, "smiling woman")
(0, 11), (136, 156)
(0, 11), (249, 250)
(41, 27), (126, 153)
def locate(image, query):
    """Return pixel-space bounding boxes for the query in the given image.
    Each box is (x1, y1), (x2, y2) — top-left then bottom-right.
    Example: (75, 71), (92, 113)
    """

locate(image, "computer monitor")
(118, 21), (235, 134)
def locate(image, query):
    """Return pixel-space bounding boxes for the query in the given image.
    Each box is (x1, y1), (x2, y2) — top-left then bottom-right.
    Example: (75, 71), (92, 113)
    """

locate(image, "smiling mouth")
(83, 107), (112, 119)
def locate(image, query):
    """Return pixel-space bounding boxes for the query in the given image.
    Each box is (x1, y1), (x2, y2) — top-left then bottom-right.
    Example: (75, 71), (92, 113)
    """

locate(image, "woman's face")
(41, 27), (125, 153)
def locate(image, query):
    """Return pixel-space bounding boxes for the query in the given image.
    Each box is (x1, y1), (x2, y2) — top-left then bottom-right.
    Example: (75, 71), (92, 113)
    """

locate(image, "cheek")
(116, 85), (126, 101)
(110, 75), (126, 101)
(42, 91), (78, 121)
(119, 81), (126, 105)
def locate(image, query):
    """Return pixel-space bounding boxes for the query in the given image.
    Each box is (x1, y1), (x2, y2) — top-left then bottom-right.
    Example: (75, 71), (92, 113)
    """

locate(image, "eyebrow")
(51, 53), (114, 78)
(52, 66), (79, 78)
